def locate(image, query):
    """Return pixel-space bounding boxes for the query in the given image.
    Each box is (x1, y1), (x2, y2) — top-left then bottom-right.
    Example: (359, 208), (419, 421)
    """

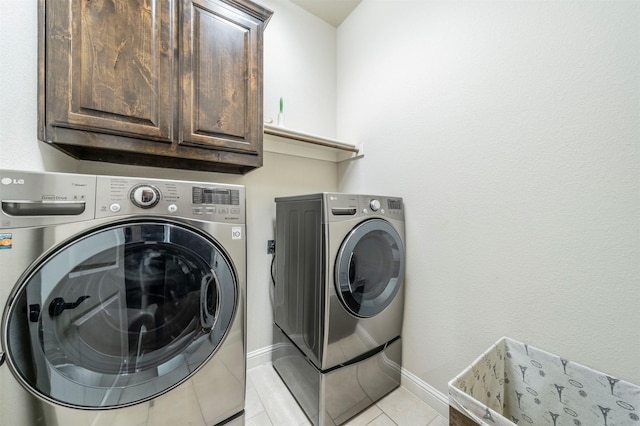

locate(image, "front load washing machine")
(272, 193), (405, 425)
(0, 170), (246, 425)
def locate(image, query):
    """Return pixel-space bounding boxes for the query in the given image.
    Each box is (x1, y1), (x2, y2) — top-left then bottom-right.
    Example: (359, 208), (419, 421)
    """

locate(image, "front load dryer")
(273, 193), (405, 425)
(0, 170), (246, 426)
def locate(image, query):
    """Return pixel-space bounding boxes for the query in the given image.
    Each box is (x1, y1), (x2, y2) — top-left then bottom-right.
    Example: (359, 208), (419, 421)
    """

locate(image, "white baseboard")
(400, 367), (449, 418)
(246, 346), (449, 418)
(247, 345), (276, 370)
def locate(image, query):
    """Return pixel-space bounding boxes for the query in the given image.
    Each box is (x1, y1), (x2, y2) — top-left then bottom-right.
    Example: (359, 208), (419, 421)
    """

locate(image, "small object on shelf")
(277, 96), (285, 127)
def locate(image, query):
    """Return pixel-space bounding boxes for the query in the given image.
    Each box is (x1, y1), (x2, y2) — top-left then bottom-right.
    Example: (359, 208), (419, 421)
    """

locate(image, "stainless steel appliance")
(0, 170), (246, 425)
(273, 193), (405, 425)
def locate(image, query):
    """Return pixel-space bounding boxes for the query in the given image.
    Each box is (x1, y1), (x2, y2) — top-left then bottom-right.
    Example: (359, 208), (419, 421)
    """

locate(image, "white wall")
(337, 0), (640, 397)
(261, 0), (337, 137)
(0, 0), (338, 354)
(0, 1), (76, 171)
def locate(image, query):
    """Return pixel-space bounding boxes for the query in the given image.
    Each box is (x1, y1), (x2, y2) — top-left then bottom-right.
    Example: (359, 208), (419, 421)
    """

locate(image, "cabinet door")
(180, 0), (263, 154)
(44, 0), (174, 142)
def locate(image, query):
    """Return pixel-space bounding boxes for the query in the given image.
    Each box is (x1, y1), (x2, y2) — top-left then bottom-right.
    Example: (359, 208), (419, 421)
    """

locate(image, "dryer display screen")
(387, 199), (402, 210)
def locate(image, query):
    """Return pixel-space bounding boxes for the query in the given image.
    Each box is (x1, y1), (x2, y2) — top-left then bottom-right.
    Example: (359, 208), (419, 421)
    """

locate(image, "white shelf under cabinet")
(263, 123), (363, 163)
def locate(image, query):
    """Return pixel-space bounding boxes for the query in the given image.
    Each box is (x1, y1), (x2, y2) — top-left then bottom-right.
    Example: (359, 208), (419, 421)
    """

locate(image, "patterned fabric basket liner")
(448, 337), (640, 425)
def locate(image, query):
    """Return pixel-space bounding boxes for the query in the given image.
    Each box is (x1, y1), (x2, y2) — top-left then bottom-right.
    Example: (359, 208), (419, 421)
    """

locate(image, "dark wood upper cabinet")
(181, 0), (262, 153)
(38, 0), (272, 174)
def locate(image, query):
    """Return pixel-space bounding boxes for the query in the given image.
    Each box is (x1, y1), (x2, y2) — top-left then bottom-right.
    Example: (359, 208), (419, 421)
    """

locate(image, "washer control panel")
(0, 170), (245, 227)
(96, 176), (245, 224)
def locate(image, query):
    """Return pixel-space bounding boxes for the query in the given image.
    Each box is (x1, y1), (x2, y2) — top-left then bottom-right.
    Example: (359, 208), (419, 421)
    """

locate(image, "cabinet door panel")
(181, 0), (262, 153)
(46, 0), (174, 141)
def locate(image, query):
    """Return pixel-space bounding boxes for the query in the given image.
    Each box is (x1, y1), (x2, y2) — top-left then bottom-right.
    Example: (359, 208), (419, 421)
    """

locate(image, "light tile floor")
(246, 364), (448, 426)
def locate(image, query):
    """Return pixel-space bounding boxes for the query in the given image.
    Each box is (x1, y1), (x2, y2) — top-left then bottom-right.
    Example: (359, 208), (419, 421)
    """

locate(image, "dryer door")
(4, 221), (237, 409)
(335, 219), (405, 318)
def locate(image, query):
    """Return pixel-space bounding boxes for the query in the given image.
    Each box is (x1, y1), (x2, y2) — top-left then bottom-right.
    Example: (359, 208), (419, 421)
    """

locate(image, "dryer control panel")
(325, 193), (403, 222)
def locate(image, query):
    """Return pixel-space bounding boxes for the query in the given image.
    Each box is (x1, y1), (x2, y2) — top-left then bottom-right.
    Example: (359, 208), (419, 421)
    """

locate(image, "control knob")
(369, 199), (381, 211)
(130, 185), (161, 209)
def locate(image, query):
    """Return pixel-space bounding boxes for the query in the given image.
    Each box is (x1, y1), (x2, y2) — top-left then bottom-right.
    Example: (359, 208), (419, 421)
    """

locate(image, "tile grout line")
(370, 412), (399, 426)
(246, 369), (275, 426)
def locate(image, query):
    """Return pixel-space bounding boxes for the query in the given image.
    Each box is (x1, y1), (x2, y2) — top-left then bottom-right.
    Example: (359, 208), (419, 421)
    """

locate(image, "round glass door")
(334, 219), (404, 318)
(4, 221), (237, 409)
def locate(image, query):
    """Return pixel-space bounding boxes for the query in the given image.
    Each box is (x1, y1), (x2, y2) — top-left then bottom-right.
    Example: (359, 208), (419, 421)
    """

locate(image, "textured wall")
(337, 0), (640, 396)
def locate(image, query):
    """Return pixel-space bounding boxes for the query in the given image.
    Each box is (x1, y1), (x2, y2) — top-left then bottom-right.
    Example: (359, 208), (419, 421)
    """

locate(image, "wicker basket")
(448, 337), (640, 425)
(449, 405), (480, 426)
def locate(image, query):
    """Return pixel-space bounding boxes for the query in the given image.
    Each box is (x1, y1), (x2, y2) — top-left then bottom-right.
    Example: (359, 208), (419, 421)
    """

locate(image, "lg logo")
(1, 177), (25, 185)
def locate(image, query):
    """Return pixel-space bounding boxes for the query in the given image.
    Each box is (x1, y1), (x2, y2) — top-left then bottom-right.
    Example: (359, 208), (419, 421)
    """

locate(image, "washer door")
(335, 219), (404, 318)
(4, 221), (237, 409)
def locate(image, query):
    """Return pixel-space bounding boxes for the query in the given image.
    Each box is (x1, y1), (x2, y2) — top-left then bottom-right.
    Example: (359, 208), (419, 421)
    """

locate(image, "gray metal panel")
(274, 195), (325, 366)
(322, 338), (401, 425)
(272, 325), (401, 426)
(272, 324), (321, 424)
